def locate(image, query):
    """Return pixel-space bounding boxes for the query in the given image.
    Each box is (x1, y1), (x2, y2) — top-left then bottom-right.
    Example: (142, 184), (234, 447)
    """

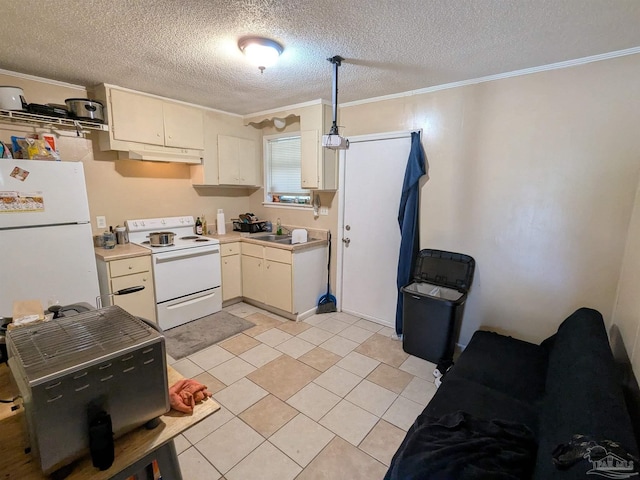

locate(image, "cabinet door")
(238, 138), (259, 186)
(110, 89), (164, 145)
(163, 102), (204, 149)
(265, 260), (292, 312)
(301, 129), (319, 189)
(241, 254), (264, 303)
(218, 134), (239, 184)
(111, 271), (157, 323)
(222, 254), (242, 301)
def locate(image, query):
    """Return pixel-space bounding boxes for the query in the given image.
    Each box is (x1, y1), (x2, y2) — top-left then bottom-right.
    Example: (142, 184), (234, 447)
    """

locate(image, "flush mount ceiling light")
(238, 37), (283, 73)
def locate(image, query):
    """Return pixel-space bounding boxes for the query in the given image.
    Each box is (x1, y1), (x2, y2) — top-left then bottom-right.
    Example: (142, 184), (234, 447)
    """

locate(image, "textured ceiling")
(1, 0), (639, 115)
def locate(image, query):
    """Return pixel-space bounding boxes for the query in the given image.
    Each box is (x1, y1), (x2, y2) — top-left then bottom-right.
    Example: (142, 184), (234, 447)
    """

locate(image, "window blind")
(268, 136), (307, 195)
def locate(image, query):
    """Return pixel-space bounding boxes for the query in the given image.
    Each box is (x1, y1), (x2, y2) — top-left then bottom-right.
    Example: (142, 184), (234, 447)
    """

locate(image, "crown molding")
(342, 46), (640, 108)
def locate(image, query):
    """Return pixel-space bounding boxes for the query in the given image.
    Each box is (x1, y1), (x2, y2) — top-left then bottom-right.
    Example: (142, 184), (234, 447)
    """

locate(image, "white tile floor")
(169, 302), (438, 480)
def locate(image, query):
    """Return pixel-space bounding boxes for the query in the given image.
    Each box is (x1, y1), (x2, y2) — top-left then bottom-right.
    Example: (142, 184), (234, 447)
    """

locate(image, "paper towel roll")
(217, 209), (226, 235)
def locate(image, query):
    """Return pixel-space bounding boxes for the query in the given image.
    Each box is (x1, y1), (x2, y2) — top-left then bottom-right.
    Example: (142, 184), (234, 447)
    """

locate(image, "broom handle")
(326, 231), (332, 293)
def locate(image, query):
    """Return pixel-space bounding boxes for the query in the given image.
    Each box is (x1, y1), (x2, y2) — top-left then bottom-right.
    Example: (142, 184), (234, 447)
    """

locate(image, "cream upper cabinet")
(163, 102), (204, 149)
(218, 134), (259, 186)
(300, 104), (338, 191)
(110, 89), (164, 145)
(301, 129), (319, 189)
(94, 84), (204, 163)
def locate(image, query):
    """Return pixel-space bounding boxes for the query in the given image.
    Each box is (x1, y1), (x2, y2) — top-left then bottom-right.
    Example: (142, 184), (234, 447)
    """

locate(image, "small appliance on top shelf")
(232, 213), (269, 233)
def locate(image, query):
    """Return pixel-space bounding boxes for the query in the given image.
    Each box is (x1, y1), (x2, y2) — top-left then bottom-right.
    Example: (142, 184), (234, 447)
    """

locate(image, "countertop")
(94, 243), (151, 261)
(0, 363), (220, 479)
(206, 230), (328, 252)
(93, 230), (327, 259)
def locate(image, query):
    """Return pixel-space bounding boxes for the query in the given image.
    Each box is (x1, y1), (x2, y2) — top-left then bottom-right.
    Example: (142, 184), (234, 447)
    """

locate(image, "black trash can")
(401, 249), (475, 371)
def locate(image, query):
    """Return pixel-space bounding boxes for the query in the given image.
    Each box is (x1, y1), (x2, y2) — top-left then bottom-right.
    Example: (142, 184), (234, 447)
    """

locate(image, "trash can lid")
(413, 249), (475, 293)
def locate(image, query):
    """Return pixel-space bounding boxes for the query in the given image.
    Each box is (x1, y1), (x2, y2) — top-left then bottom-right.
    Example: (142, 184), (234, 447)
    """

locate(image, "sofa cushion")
(449, 330), (548, 406)
(534, 308), (639, 479)
(424, 375), (539, 433)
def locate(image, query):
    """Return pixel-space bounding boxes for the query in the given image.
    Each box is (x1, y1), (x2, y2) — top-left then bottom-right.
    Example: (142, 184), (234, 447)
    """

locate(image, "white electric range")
(126, 216), (222, 330)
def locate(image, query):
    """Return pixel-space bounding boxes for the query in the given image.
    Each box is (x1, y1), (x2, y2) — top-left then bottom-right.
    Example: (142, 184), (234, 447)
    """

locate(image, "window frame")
(263, 132), (312, 209)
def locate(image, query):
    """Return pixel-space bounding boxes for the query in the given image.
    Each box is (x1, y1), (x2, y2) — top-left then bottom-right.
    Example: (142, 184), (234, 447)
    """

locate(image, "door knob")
(345, 225), (351, 231)
(342, 238), (351, 245)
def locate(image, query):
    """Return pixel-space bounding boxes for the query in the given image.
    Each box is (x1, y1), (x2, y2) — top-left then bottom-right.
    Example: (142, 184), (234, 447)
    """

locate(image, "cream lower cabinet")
(264, 251), (293, 313)
(96, 255), (157, 323)
(241, 242), (324, 318)
(221, 242), (242, 302)
(241, 243), (266, 304)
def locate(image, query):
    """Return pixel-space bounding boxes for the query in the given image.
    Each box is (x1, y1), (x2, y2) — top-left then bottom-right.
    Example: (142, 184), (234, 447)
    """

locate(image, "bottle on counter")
(201, 214), (207, 235)
(195, 217), (203, 235)
(276, 217), (282, 235)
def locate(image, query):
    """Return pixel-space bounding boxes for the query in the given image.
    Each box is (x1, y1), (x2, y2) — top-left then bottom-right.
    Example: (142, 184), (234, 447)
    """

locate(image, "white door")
(339, 133), (413, 327)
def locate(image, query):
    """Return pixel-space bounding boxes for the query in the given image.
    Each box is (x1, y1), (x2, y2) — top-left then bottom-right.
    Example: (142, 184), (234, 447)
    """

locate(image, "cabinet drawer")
(109, 256), (151, 277)
(242, 242), (263, 258)
(110, 271), (156, 322)
(265, 247), (291, 264)
(221, 242), (241, 257)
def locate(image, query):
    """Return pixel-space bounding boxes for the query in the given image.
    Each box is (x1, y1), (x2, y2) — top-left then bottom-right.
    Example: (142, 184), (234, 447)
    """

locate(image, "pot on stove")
(147, 231), (175, 246)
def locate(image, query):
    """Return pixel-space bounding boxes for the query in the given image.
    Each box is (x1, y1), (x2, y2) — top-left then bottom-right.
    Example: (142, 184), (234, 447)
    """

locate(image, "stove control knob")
(161, 219), (166, 224)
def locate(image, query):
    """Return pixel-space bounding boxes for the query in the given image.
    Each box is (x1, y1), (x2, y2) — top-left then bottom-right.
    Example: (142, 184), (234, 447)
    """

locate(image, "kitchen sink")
(252, 234), (292, 243)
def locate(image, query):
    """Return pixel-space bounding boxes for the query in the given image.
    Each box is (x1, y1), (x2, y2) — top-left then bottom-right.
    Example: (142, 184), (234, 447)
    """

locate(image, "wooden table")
(0, 363), (219, 479)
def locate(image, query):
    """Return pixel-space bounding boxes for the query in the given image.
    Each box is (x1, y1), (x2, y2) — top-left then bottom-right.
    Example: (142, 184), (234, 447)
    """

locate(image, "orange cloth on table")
(169, 379), (212, 414)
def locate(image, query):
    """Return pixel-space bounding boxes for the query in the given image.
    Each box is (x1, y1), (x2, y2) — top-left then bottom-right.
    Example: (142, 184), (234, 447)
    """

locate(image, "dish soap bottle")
(195, 217), (203, 235)
(276, 218), (282, 235)
(201, 214), (207, 235)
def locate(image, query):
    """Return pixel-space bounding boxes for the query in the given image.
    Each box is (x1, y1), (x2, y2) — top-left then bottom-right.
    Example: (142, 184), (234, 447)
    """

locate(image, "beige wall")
(613, 181), (640, 377)
(4, 54), (640, 358)
(340, 54), (640, 346)
(0, 73), (252, 234)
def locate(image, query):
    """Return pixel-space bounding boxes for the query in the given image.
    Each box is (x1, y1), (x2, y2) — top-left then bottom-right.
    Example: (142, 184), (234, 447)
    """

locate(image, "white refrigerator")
(0, 159), (100, 315)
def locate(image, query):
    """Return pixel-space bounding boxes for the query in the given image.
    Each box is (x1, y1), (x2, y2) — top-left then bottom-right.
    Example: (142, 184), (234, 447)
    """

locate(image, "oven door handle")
(154, 248), (219, 263)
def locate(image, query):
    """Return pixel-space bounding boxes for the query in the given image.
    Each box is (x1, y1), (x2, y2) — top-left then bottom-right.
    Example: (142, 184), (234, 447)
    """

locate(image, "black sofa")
(385, 308), (639, 479)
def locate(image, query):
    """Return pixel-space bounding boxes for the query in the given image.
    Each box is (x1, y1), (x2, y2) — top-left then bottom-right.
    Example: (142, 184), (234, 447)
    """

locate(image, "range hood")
(120, 148), (202, 164)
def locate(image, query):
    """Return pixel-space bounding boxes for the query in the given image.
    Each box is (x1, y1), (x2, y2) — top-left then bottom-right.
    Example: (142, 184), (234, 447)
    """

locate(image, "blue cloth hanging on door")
(395, 131), (426, 335)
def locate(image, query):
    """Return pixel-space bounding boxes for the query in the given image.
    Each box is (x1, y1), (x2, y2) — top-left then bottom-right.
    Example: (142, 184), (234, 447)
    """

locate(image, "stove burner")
(195, 238), (210, 242)
(141, 240), (174, 247)
(180, 236), (199, 240)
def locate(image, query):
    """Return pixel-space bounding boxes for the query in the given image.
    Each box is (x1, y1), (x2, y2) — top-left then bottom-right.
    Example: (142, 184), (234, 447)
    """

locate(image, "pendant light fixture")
(238, 37), (284, 73)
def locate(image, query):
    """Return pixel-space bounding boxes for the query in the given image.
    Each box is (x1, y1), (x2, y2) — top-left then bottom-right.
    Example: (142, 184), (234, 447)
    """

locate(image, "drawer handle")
(74, 372), (88, 379)
(75, 384), (90, 392)
(47, 394), (63, 402)
(121, 355), (134, 362)
(45, 381), (61, 389)
(143, 358), (155, 365)
(142, 347), (154, 354)
(99, 363), (112, 370)
(115, 286), (145, 295)
(101, 375), (113, 382)
(123, 366), (135, 373)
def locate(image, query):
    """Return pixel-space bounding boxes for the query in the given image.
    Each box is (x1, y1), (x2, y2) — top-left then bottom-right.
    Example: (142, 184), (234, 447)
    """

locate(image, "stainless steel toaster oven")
(7, 305), (169, 474)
